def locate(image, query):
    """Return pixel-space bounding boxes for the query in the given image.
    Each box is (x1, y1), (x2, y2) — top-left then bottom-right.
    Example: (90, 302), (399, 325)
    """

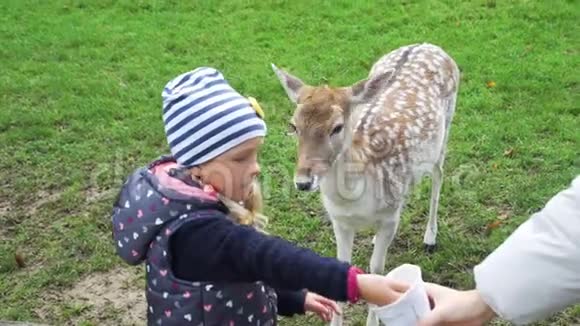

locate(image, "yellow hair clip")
(247, 97), (265, 119)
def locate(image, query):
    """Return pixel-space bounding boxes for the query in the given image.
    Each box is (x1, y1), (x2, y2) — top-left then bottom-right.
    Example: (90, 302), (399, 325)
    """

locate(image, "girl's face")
(191, 137), (262, 203)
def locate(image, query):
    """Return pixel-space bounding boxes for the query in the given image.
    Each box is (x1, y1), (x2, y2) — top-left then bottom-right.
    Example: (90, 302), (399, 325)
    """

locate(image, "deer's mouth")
(294, 174), (320, 192)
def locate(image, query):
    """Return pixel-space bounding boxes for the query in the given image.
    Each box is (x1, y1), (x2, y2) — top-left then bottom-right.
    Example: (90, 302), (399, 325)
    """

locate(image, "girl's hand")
(304, 292), (341, 322)
(356, 274), (409, 306)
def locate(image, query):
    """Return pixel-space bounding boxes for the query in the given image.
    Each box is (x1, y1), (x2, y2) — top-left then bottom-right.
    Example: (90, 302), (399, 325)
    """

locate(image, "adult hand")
(418, 283), (496, 326)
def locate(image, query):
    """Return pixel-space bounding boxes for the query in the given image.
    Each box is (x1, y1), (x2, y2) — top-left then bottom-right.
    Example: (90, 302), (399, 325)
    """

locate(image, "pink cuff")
(347, 266), (365, 303)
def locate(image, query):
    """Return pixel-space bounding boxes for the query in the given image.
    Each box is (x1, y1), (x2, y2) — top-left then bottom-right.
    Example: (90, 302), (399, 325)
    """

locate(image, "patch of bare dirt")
(0, 199), (14, 240)
(28, 190), (63, 216)
(84, 186), (116, 204)
(38, 267), (146, 325)
(0, 199), (12, 217)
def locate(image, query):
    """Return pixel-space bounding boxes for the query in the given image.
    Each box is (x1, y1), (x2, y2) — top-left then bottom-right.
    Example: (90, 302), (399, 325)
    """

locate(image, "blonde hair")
(185, 168), (268, 232)
(216, 180), (268, 233)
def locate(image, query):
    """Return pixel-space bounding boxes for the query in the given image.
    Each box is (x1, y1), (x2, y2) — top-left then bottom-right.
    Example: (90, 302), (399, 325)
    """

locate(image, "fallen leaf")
(503, 148), (515, 157)
(492, 163), (498, 169)
(486, 80), (496, 88)
(487, 220), (502, 229)
(485, 220), (502, 235)
(14, 252), (25, 268)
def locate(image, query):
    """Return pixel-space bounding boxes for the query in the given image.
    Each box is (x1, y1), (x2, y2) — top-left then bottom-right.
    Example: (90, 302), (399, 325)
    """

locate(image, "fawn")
(272, 43), (460, 325)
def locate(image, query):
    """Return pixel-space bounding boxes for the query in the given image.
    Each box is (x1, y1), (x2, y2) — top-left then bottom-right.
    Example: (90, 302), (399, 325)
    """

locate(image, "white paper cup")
(372, 264), (430, 325)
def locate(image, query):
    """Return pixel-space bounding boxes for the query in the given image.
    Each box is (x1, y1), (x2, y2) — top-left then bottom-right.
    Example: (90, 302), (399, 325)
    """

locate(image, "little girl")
(111, 67), (407, 326)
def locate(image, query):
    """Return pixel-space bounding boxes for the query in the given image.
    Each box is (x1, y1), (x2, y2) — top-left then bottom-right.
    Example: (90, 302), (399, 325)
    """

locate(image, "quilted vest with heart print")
(111, 156), (278, 325)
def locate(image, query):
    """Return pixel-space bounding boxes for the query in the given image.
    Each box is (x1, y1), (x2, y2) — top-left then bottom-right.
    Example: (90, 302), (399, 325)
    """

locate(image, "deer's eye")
(331, 124), (343, 136)
(287, 123), (297, 135)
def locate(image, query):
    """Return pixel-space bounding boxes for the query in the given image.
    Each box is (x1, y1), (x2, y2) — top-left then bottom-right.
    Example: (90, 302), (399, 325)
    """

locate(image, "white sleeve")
(474, 175), (580, 325)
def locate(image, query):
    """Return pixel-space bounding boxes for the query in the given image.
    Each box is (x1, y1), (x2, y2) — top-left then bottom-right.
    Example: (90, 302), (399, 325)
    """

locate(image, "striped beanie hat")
(161, 67), (267, 167)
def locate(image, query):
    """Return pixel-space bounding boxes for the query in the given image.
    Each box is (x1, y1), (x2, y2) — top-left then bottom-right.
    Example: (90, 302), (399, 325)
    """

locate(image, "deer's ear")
(271, 64), (306, 104)
(348, 70), (393, 103)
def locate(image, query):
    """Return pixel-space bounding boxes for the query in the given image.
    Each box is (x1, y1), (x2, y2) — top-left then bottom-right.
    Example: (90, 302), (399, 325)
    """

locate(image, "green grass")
(1, 0), (579, 325)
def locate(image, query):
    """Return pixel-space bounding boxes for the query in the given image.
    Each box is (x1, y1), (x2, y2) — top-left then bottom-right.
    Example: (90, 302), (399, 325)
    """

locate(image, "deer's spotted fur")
(273, 43), (459, 326)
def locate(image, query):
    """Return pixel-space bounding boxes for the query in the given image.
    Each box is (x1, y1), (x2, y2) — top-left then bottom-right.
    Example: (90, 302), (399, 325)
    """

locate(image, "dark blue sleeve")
(275, 288), (306, 316)
(170, 215), (351, 302)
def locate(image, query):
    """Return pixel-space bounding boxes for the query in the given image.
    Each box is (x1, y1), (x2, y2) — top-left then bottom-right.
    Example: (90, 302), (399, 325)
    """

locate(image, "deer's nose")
(295, 172), (314, 191)
(295, 181), (312, 191)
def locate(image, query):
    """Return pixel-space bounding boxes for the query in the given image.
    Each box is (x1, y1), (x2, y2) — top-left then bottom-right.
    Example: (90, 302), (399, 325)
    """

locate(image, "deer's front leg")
(370, 219), (400, 274)
(331, 220), (355, 326)
(367, 216), (401, 326)
(333, 221), (355, 263)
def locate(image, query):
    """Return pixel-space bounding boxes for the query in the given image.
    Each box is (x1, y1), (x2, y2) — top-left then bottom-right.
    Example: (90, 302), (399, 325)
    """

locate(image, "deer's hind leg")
(423, 92), (457, 253)
(423, 160), (443, 253)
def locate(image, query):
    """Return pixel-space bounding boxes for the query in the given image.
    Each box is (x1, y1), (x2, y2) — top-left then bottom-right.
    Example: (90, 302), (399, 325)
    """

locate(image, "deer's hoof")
(424, 243), (437, 254)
